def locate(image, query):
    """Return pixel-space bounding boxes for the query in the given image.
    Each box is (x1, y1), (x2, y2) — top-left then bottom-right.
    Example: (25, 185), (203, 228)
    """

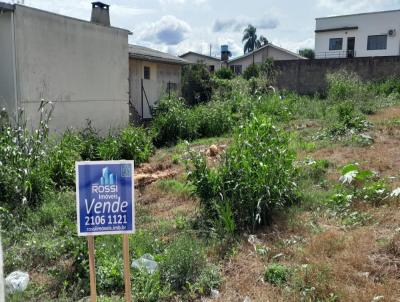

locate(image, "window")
(329, 38), (343, 50)
(144, 66), (150, 79)
(367, 35), (387, 50)
(209, 65), (215, 73)
(231, 65), (242, 75)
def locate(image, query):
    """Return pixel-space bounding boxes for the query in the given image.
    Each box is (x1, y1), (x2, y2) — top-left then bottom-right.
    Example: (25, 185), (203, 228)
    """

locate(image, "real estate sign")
(76, 161), (135, 236)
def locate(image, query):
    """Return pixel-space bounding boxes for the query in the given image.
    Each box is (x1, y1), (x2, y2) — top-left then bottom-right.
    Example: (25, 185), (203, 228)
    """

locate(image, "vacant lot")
(2, 70), (400, 301)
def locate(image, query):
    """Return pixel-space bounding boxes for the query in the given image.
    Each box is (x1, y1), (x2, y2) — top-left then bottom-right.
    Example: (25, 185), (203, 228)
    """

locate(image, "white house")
(315, 9), (400, 59)
(179, 51), (222, 72)
(228, 44), (305, 75)
(0, 2), (130, 133)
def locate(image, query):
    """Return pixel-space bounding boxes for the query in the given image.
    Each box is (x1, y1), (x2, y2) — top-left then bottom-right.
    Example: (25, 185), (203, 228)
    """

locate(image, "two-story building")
(315, 9), (400, 59)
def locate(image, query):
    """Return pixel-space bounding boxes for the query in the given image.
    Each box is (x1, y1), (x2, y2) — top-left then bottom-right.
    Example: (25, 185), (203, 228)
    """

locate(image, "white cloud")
(159, 0), (207, 5)
(213, 14), (279, 32)
(317, 0), (400, 14)
(138, 15), (191, 45)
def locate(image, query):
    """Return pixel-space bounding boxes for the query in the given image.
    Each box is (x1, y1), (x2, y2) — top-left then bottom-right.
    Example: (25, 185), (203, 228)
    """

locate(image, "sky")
(9, 0), (400, 58)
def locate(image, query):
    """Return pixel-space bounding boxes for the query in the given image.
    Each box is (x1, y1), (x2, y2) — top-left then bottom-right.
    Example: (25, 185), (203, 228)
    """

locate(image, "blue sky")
(14, 0), (400, 57)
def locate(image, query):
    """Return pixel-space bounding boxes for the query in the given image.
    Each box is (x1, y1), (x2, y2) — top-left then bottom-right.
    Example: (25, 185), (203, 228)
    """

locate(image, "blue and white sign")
(76, 161), (135, 236)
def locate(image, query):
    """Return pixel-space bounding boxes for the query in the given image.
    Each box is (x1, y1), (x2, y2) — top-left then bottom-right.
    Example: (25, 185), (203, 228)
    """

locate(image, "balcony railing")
(315, 50), (356, 59)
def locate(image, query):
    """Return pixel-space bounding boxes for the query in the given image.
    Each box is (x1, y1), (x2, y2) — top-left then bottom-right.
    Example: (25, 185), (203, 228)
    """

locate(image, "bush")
(264, 263), (291, 285)
(132, 270), (171, 302)
(182, 63), (212, 106)
(191, 264), (221, 296)
(0, 106), (53, 208)
(243, 63), (260, 80)
(160, 235), (206, 290)
(215, 66), (234, 80)
(79, 120), (102, 160)
(326, 101), (370, 138)
(152, 97), (198, 146)
(118, 126), (153, 164)
(195, 102), (233, 138)
(188, 115), (297, 231)
(48, 131), (82, 188)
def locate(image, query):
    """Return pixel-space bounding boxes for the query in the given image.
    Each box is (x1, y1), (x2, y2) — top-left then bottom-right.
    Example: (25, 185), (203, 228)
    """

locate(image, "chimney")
(221, 45), (231, 62)
(91, 2), (110, 26)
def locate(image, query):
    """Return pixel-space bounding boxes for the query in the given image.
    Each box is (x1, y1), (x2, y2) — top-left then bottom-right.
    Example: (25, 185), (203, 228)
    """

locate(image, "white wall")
(0, 11), (16, 117)
(315, 10), (400, 58)
(13, 5), (130, 134)
(129, 58), (182, 119)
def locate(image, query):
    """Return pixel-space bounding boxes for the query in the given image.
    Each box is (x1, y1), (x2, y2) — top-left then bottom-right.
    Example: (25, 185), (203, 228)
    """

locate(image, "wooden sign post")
(123, 234), (132, 302)
(76, 161), (135, 302)
(87, 236), (97, 302)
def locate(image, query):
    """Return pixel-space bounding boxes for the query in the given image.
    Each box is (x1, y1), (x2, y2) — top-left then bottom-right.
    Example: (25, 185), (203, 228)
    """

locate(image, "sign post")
(76, 161), (135, 301)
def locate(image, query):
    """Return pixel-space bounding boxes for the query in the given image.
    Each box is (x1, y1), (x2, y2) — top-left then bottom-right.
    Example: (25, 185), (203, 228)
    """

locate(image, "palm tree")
(242, 24), (258, 54)
(257, 35), (269, 47)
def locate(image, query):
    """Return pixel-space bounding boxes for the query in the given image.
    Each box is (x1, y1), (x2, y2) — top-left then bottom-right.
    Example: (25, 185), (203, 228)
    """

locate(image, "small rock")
(131, 254), (158, 274)
(371, 296), (384, 302)
(210, 289), (220, 299)
(243, 296), (251, 302)
(357, 272), (370, 279)
(5, 271), (29, 294)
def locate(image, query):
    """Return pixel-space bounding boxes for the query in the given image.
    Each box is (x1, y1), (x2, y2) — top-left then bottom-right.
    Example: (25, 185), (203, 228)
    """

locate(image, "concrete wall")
(129, 58), (182, 119)
(315, 10), (400, 58)
(180, 53), (221, 71)
(13, 5), (129, 134)
(0, 11), (16, 117)
(275, 56), (400, 94)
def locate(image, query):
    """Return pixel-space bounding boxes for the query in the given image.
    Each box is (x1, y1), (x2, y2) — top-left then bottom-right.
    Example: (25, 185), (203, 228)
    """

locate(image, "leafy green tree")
(256, 35), (269, 48)
(242, 25), (258, 54)
(298, 48), (315, 59)
(182, 63), (212, 106)
(243, 64), (260, 80)
(214, 66), (234, 80)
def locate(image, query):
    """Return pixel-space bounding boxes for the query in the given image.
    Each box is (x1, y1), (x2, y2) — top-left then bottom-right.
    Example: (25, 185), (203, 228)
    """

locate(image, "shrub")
(132, 270), (171, 302)
(152, 97), (198, 146)
(188, 115), (297, 231)
(260, 58), (278, 83)
(97, 136), (121, 160)
(326, 101), (370, 138)
(118, 126), (153, 164)
(243, 63), (260, 80)
(160, 235), (206, 290)
(79, 120), (102, 160)
(182, 63), (212, 106)
(195, 102), (233, 138)
(48, 131), (82, 188)
(191, 264), (221, 296)
(264, 263), (291, 285)
(215, 66), (234, 80)
(0, 106), (53, 208)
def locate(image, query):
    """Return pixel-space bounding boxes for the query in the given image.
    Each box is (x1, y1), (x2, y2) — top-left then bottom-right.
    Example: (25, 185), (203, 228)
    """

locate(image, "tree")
(181, 63), (212, 106)
(243, 64), (260, 80)
(243, 25), (269, 54)
(256, 35), (269, 48)
(298, 48), (315, 59)
(242, 25), (258, 54)
(215, 66), (234, 80)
